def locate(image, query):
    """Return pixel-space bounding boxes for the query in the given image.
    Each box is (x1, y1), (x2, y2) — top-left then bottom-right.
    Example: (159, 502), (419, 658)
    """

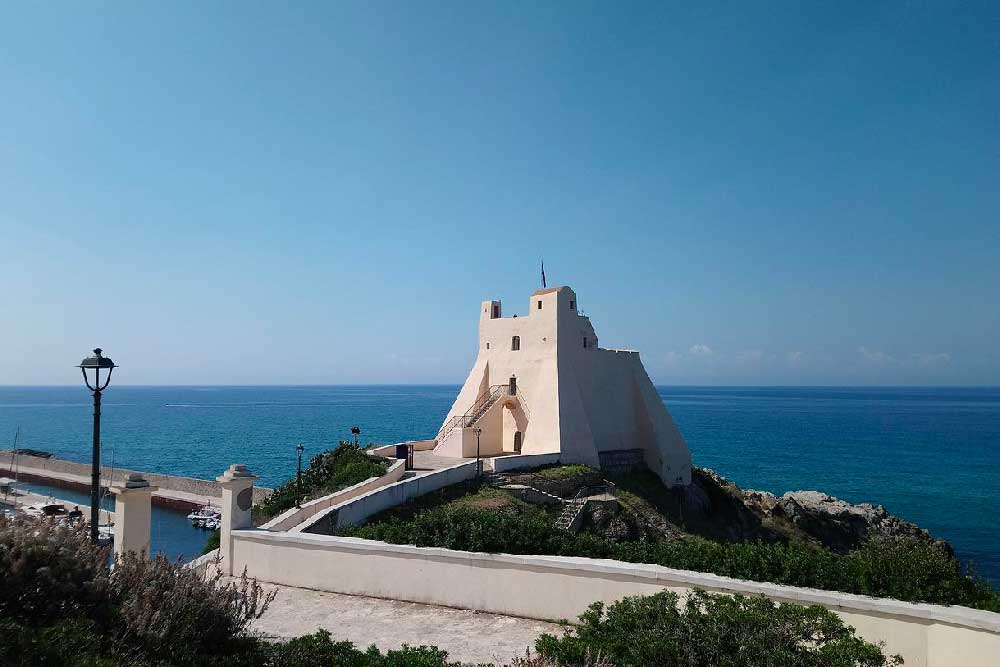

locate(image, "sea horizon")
(1, 384), (997, 582)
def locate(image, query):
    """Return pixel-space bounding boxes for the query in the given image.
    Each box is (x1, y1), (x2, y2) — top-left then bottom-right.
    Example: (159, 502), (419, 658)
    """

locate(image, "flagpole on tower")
(541, 260), (546, 289)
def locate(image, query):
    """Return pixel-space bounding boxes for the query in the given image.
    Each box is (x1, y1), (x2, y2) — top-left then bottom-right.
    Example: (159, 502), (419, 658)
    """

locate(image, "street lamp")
(473, 427), (482, 479)
(351, 426), (360, 446)
(295, 444), (305, 508)
(78, 348), (115, 543)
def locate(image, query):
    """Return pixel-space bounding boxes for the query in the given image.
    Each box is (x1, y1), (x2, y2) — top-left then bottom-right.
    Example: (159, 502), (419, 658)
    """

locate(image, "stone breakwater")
(1, 450), (271, 512)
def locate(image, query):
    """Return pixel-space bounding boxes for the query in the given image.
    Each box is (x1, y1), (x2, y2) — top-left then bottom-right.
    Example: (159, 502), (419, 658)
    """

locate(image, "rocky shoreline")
(682, 468), (947, 554)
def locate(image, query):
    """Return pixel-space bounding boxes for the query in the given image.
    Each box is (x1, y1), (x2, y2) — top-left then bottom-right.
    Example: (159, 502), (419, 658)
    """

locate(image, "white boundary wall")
(229, 531), (1000, 667)
(298, 460), (479, 533)
(259, 460), (407, 532)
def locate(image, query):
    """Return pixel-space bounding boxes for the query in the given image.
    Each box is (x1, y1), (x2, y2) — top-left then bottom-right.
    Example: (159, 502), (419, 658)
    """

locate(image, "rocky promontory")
(679, 468), (947, 554)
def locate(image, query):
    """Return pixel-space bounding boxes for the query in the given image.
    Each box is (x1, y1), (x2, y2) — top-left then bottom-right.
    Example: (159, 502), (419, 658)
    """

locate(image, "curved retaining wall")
(299, 460), (479, 534)
(229, 531), (1000, 667)
(259, 460), (406, 532)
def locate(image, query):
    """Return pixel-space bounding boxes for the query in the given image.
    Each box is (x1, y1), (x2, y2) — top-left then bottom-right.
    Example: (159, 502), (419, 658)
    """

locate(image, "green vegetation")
(340, 483), (1000, 612)
(534, 464), (594, 480)
(255, 443), (390, 524)
(535, 589), (902, 667)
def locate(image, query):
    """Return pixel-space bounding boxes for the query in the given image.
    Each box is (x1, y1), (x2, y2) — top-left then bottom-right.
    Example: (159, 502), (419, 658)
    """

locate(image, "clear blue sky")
(1, 2), (997, 386)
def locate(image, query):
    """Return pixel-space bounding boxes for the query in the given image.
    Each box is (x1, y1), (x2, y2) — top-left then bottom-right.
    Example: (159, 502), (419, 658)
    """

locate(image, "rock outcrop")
(687, 469), (944, 554)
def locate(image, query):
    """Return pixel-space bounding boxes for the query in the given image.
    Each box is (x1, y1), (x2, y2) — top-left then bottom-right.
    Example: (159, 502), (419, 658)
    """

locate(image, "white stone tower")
(434, 286), (692, 487)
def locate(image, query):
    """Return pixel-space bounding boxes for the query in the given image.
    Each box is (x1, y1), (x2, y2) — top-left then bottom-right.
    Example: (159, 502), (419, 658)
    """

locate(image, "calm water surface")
(1, 385), (997, 579)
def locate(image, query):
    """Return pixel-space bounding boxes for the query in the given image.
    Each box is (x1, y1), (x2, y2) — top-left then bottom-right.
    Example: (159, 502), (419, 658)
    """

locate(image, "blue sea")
(0, 385), (997, 581)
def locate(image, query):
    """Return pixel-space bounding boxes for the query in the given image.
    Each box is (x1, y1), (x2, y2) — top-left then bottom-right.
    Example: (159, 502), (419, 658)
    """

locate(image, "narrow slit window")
(537, 300), (542, 310)
(511, 336), (520, 351)
(583, 337), (588, 349)
(569, 300), (575, 309)
(486, 342), (490, 350)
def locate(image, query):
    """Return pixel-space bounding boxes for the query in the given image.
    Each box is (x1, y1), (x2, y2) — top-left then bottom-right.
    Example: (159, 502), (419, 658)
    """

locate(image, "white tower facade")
(434, 286), (692, 487)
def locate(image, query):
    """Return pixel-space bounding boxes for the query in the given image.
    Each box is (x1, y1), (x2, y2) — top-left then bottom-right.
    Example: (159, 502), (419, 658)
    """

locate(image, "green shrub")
(203, 528), (221, 554)
(259, 630), (459, 667)
(0, 515), (112, 627)
(535, 589), (902, 667)
(256, 443), (390, 523)
(340, 492), (1000, 611)
(535, 465), (595, 480)
(0, 515), (273, 666)
(109, 552), (275, 662)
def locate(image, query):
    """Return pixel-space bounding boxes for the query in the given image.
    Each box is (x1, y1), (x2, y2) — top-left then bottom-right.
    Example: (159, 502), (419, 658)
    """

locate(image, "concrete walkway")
(252, 584), (565, 665)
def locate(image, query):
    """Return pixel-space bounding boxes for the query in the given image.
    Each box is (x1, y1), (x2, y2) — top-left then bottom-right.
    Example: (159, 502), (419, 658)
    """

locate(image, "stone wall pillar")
(216, 464), (257, 575)
(110, 473), (157, 559)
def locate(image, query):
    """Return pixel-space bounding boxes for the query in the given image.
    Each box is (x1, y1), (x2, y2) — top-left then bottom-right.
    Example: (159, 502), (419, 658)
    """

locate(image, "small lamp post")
(295, 444), (305, 508)
(78, 348), (116, 543)
(473, 427), (482, 478)
(351, 426), (360, 446)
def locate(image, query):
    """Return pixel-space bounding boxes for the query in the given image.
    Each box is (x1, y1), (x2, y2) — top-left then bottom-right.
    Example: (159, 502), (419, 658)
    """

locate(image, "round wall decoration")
(237, 487), (253, 511)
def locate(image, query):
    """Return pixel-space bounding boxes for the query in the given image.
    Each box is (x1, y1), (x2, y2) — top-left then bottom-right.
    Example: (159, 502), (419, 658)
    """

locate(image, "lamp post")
(473, 427), (482, 479)
(351, 426), (360, 446)
(78, 348), (115, 543)
(295, 444), (305, 508)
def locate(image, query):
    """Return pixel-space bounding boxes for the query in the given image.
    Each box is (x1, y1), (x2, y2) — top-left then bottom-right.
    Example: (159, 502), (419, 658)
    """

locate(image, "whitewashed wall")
(230, 531), (1000, 667)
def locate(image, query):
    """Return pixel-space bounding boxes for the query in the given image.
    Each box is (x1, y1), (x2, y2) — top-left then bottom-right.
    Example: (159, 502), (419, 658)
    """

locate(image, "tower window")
(569, 300), (575, 309)
(583, 337), (588, 349)
(486, 342), (490, 350)
(537, 300), (542, 310)
(492, 304), (500, 318)
(511, 336), (520, 351)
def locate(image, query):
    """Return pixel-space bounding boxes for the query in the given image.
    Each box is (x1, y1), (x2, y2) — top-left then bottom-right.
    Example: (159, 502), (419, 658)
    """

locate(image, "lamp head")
(78, 348), (116, 391)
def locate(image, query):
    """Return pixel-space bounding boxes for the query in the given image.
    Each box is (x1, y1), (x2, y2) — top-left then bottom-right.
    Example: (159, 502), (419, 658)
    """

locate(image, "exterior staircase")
(435, 384), (510, 444)
(555, 498), (586, 531)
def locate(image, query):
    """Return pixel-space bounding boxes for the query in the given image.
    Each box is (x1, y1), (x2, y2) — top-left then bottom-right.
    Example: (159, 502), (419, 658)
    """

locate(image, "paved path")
(252, 584), (565, 665)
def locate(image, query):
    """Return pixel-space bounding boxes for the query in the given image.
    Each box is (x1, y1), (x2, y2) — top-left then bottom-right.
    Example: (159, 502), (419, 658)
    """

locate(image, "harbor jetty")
(1, 450), (271, 512)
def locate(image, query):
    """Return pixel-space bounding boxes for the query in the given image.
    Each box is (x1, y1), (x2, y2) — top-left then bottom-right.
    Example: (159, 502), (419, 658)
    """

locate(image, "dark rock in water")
(13, 448), (52, 459)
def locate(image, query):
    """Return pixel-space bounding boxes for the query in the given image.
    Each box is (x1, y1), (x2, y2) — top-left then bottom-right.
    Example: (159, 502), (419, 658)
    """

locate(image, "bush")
(535, 589), (903, 667)
(256, 630), (459, 667)
(340, 489), (1000, 611)
(0, 515), (273, 666)
(0, 515), (112, 627)
(256, 443), (390, 523)
(109, 552), (275, 662)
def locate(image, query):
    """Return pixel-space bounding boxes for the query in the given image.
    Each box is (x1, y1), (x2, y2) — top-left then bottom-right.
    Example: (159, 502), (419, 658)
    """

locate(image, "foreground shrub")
(0, 515), (274, 665)
(535, 590), (903, 667)
(253, 630), (459, 667)
(256, 443), (390, 523)
(109, 552), (275, 662)
(0, 516), (112, 627)
(341, 490), (1000, 611)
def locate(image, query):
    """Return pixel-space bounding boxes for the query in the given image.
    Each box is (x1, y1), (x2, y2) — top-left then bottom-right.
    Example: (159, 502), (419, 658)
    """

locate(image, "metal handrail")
(435, 384), (509, 442)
